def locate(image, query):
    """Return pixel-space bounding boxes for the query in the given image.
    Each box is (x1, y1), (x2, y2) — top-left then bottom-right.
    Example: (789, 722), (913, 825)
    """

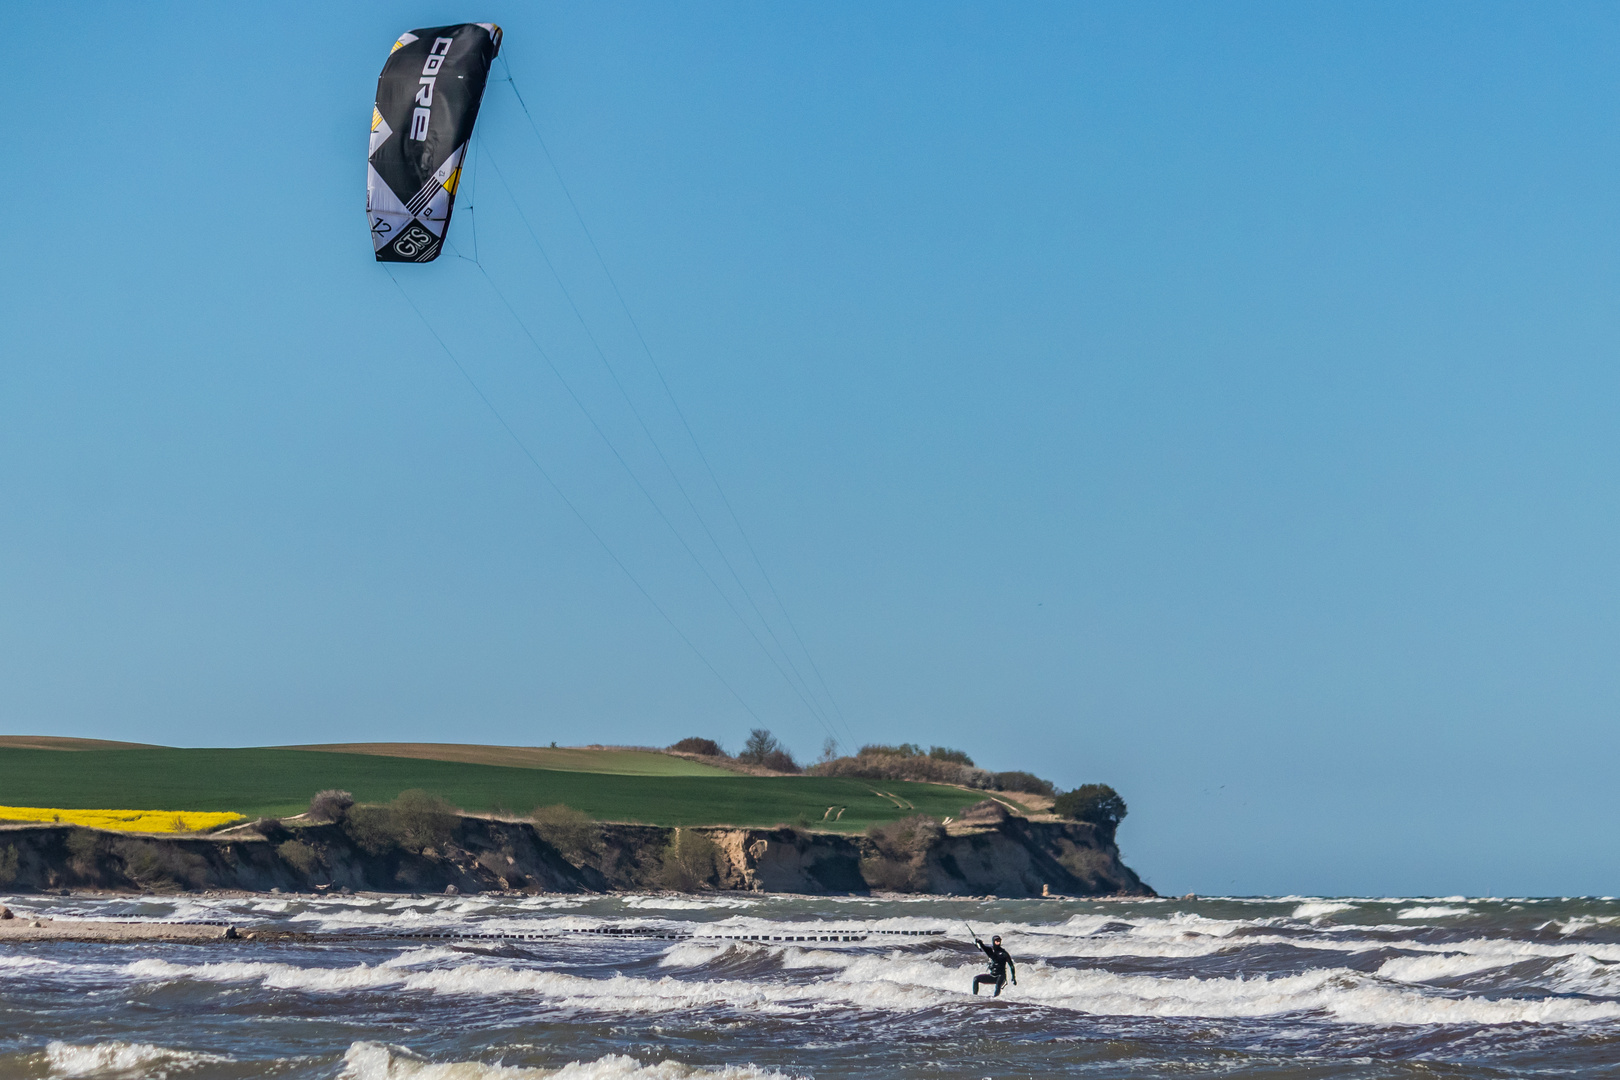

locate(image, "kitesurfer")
(971, 933), (1016, 996)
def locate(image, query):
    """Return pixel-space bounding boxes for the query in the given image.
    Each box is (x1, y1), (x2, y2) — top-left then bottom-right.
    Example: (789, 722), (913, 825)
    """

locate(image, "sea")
(1, 892), (1618, 1078)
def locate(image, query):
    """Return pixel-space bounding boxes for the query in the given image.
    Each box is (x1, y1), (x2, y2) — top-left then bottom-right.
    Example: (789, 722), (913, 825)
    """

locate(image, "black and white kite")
(368, 23), (501, 263)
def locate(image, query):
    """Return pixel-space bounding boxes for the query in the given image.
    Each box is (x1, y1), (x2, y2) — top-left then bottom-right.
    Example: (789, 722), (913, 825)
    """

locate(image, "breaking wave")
(337, 1042), (797, 1080)
(43, 1040), (231, 1077)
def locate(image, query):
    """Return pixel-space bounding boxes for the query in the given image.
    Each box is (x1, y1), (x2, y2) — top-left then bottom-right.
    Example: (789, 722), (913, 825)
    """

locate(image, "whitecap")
(620, 896), (758, 911)
(338, 1042), (797, 1079)
(1292, 902), (1356, 919)
(1375, 953), (1517, 983)
(44, 1039), (231, 1077)
(1396, 906), (1472, 920)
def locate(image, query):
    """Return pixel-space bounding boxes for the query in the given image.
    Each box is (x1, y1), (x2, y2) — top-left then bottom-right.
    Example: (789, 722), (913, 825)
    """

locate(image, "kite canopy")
(368, 23), (502, 263)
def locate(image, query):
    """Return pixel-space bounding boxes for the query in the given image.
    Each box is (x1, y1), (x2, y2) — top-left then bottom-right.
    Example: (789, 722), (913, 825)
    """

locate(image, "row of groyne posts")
(17, 918), (949, 944)
(396, 926), (950, 944)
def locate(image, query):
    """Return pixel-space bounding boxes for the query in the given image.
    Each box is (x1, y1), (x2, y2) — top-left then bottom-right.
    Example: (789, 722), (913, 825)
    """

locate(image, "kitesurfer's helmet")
(992, 935), (1001, 944)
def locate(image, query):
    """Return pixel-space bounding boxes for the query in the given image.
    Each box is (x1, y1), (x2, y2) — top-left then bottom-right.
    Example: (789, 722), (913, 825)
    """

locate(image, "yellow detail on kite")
(372, 106), (384, 132)
(443, 168), (461, 194)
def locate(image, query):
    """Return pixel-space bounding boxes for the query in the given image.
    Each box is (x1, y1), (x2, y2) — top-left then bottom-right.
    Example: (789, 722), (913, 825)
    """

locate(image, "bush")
(811, 745), (1054, 799)
(344, 805), (397, 855)
(669, 737), (724, 757)
(65, 829), (104, 880)
(277, 840), (322, 876)
(861, 814), (944, 892)
(0, 844), (17, 886)
(658, 829), (722, 891)
(114, 840), (208, 891)
(1053, 784), (1127, 840)
(391, 790), (457, 851)
(859, 743), (923, 759)
(531, 804), (602, 865)
(811, 752), (993, 788)
(736, 729), (800, 773)
(342, 790), (458, 855)
(928, 746), (975, 767)
(991, 771), (1055, 797)
(308, 789), (355, 823)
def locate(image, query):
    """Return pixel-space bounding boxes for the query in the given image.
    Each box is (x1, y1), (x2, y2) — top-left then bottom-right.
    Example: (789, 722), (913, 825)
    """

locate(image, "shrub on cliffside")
(343, 790), (458, 855)
(344, 806), (396, 855)
(811, 747), (992, 789)
(65, 829), (105, 882)
(658, 829), (723, 891)
(861, 814), (945, 892)
(531, 804), (602, 865)
(0, 844), (17, 886)
(115, 839), (208, 891)
(277, 839), (323, 876)
(1053, 784), (1127, 841)
(736, 729), (801, 773)
(307, 789), (354, 823)
(807, 743), (1056, 797)
(990, 771), (1056, 797)
(393, 791), (457, 851)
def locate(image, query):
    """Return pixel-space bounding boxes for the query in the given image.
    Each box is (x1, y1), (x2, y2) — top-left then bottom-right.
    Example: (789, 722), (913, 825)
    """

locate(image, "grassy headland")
(0, 744), (995, 832)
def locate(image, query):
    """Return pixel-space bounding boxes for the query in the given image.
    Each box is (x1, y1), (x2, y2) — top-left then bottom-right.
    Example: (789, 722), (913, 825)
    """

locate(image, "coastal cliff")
(0, 800), (1150, 898)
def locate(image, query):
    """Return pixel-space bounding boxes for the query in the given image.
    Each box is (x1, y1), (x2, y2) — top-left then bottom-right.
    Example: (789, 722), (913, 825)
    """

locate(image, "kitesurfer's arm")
(1008, 954), (1017, 984)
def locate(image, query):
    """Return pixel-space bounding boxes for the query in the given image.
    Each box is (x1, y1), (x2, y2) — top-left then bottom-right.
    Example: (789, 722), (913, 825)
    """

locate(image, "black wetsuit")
(972, 940), (1016, 996)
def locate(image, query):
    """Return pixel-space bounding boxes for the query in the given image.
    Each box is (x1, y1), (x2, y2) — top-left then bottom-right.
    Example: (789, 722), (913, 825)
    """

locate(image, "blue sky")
(5, 2), (1619, 896)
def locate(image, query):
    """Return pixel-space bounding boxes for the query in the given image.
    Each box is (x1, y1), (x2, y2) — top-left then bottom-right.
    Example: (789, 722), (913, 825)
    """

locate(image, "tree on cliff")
(1053, 784), (1127, 841)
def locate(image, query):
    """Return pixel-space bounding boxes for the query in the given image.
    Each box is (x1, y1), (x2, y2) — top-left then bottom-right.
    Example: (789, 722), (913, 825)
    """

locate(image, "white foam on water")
(384, 946), (470, 968)
(0, 953), (82, 974)
(288, 907), (444, 930)
(338, 1042), (797, 1079)
(1293, 902), (1357, 919)
(778, 943), (1620, 1025)
(44, 1040), (231, 1077)
(658, 942), (741, 968)
(1546, 915), (1620, 936)
(620, 896), (758, 911)
(51, 930), (1620, 1029)
(1375, 953), (1518, 983)
(1546, 954), (1620, 995)
(127, 957), (410, 993)
(1396, 906), (1472, 920)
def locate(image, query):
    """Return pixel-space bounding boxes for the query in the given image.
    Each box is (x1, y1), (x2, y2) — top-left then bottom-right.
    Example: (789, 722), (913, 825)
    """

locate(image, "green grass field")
(0, 746), (991, 832)
(281, 743), (733, 776)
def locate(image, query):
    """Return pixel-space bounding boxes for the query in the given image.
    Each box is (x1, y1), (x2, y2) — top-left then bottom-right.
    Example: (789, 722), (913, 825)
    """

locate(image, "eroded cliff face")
(709, 801), (1148, 897)
(0, 802), (1150, 897)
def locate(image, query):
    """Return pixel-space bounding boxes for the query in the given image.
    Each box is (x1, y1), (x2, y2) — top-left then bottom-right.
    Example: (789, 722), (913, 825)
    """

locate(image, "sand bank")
(0, 916), (245, 943)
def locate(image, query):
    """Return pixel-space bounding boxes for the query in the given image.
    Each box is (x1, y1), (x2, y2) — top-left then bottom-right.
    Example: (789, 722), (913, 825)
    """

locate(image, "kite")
(368, 23), (502, 262)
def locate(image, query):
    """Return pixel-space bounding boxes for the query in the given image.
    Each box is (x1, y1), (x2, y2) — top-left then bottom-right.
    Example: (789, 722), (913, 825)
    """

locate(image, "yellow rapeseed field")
(0, 806), (243, 833)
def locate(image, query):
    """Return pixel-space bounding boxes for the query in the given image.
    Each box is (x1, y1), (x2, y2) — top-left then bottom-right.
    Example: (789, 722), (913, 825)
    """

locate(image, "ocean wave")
(338, 1042), (798, 1079)
(44, 923), (1620, 1031)
(1375, 952), (1518, 983)
(1545, 915), (1620, 936)
(1396, 906), (1472, 920)
(43, 1040), (231, 1077)
(1546, 954), (1620, 995)
(620, 896), (759, 911)
(1292, 902), (1357, 919)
